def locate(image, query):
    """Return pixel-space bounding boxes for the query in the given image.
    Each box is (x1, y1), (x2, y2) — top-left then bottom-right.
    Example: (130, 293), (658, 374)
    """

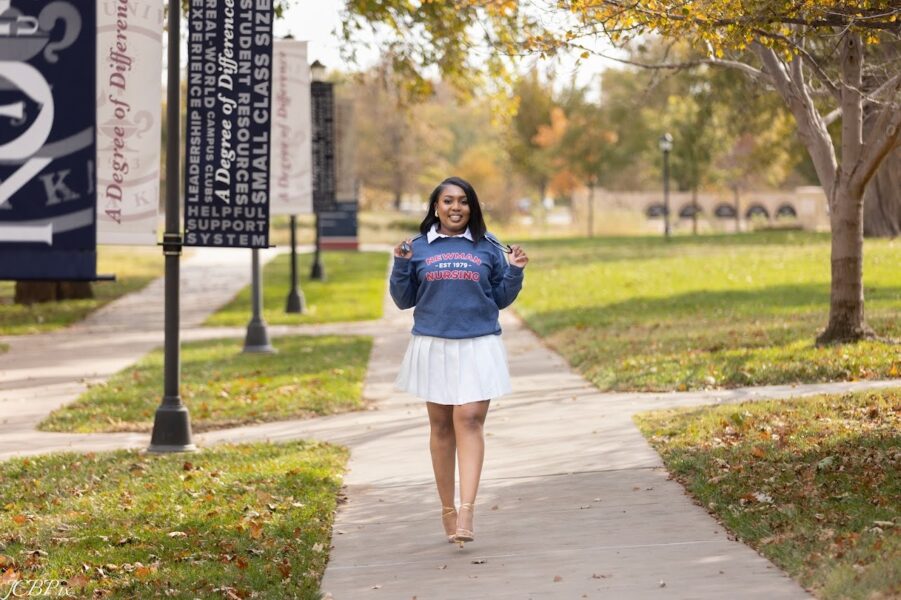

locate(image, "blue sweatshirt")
(389, 232), (525, 339)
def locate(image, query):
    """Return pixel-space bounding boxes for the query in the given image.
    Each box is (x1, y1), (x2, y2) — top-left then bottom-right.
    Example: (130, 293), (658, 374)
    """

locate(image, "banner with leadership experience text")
(0, 0), (97, 280)
(184, 0), (274, 248)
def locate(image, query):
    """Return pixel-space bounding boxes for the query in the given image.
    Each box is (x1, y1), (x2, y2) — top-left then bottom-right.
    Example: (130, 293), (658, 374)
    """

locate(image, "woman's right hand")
(394, 238), (413, 258)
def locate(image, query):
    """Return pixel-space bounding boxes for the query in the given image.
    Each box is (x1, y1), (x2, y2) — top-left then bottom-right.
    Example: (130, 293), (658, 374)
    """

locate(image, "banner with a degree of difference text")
(184, 0), (274, 249)
(270, 39), (312, 216)
(96, 0), (163, 246)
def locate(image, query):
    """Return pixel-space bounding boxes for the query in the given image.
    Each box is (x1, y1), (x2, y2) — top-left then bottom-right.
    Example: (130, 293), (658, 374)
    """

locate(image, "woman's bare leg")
(453, 399), (490, 534)
(427, 402), (457, 515)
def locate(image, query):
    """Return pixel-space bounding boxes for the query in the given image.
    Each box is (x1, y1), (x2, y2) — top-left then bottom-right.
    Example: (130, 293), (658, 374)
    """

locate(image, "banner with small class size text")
(0, 0), (97, 280)
(183, 0), (274, 249)
(270, 39), (312, 216)
(96, 0), (164, 246)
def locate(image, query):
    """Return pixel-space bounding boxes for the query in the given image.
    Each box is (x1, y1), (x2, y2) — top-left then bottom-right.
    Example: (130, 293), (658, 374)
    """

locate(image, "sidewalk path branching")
(0, 246), (896, 598)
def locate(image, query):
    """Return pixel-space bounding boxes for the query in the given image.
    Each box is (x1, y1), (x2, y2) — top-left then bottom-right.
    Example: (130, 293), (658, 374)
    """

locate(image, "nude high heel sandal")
(454, 502), (475, 545)
(442, 506), (458, 543)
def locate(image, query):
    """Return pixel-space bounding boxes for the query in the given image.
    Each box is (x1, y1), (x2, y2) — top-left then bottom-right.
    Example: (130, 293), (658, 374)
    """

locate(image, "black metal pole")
(149, 0), (195, 453)
(243, 248), (275, 353)
(310, 211), (324, 280)
(663, 150), (671, 239)
(285, 215), (304, 312)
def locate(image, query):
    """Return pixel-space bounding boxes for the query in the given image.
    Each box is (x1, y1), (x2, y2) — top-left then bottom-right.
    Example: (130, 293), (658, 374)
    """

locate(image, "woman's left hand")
(509, 245), (529, 269)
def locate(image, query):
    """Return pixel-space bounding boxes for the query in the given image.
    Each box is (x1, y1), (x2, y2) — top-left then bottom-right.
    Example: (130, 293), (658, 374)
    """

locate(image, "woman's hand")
(394, 238), (413, 258)
(509, 245), (529, 269)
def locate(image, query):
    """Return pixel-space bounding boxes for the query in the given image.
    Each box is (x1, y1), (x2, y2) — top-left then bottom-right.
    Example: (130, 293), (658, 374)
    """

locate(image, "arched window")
(775, 203), (798, 219)
(645, 203), (667, 218)
(714, 203), (737, 219)
(745, 204), (770, 220)
(679, 204), (701, 218)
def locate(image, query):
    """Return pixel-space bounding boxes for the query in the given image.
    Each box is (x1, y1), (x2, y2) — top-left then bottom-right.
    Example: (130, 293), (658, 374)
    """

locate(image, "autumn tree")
(342, 1), (901, 345)
(555, 94), (618, 236)
(506, 71), (558, 205)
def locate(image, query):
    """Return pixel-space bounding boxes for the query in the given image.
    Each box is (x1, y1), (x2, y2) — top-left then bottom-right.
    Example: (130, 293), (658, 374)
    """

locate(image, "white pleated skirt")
(395, 334), (512, 405)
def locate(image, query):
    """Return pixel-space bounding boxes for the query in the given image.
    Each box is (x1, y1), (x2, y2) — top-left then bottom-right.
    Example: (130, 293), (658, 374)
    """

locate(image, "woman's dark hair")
(419, 176), (487, 241)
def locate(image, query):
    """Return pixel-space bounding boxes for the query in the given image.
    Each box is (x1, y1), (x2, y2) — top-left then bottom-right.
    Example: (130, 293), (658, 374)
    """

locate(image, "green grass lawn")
(0, 246), (164, 337)
(634, 389), (900, 600)
(0, 441), (347, 599)
(39, 335), (372, 433)
(514, 231), (901, 391)
(205, 251), (390, 327)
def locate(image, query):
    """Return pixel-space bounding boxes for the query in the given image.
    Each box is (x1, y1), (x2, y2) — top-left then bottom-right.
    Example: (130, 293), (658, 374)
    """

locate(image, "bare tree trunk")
(817, 181), (874, 343)
(588, 183), (595, 238)
(14, 281), (94, 304)
(733, 185), (740, 233)
(691, 185), (698, 235)
(816, 33), (875, 344)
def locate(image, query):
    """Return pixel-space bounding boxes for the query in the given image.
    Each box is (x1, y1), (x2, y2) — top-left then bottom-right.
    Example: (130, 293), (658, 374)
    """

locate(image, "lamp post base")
(310, 261), (325, 281)
(148, 402), (197, 453)
(285, 289), (305, 313)
(243, 319), (276, 353)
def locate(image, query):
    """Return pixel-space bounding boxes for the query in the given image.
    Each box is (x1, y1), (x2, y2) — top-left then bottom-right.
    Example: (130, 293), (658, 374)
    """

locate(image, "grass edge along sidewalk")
(513, 231), (901, 392)
(634, 387), (900, 600)
(0, 440), (348, 599)
(205, 251), (390, 327)
(38, 335), (373, 434)
(0, 247), (164, 339)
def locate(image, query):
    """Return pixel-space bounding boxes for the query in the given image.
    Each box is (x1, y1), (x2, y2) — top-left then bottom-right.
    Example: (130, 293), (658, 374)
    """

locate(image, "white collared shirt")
(427, 223), (473, 243)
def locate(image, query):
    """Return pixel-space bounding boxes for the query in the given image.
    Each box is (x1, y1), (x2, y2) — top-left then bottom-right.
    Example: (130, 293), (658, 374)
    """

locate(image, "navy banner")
(0, 1), (97, 280)
(184, 1), (274, 248)
(311, 81), (337, 212)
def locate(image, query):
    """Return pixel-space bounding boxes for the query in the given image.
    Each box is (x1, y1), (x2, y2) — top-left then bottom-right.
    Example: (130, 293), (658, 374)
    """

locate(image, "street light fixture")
(659, 132), (673, 239)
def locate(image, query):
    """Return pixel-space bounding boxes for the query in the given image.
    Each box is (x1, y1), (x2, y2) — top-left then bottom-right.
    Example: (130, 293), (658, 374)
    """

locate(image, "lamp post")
(285, 214), (305, 312)
(149, 0), (196, 453)
(309, 60), (328, 281)
(659, 133), (673, 239)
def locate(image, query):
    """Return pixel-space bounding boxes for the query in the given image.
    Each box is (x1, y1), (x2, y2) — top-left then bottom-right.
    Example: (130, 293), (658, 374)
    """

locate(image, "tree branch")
(572, 44), (768, 83)
(752, 27), (842, 102)
(755, 43), (838, 198)
(850, 77), (901, 196)
(840, 32), (864, 187)
(816, 71), (901, 127)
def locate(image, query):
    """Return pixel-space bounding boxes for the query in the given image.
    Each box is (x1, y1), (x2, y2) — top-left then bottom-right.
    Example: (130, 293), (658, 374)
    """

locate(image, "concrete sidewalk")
(0, 246), (280, 455)
(0, 251), (897, 598)
(196, 293), (891, 599)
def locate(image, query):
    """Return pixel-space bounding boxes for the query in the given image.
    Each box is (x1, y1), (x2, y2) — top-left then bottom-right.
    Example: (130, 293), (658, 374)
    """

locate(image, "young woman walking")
(389, 176), (529, 545)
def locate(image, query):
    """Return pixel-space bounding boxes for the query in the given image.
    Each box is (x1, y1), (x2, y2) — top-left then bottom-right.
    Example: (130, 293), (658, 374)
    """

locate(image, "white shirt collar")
(427, 223), (473, 243)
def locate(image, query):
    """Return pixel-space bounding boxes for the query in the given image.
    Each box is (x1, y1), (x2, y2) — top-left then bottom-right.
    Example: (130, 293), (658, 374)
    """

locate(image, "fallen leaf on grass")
(167, 531), (187, 538)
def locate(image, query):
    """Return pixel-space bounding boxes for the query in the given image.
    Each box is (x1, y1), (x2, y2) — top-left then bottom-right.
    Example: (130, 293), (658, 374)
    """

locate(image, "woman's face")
(435, 184), (471, 235)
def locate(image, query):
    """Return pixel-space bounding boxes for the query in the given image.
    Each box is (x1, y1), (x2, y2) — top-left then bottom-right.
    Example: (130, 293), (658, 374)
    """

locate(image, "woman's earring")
(434, 209), (439, 217)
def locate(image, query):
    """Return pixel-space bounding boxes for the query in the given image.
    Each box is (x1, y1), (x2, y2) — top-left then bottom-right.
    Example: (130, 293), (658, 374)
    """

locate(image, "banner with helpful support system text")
(0, 0), (97, 280)
(183, 0), (274, 248)
(270, 39), (312, 216)
(96, 0), (163, 245)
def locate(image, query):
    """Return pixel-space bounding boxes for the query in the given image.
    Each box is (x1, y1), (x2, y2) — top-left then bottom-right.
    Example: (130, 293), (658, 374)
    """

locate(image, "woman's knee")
(430, 418), (455, 438)
(453, 405), (488, 432)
